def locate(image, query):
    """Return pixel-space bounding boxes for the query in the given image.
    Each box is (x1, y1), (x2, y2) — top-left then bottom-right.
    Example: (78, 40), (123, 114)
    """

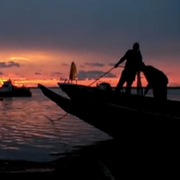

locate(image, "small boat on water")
(0, 79), (32, 97)
(38, 83), (180, 142)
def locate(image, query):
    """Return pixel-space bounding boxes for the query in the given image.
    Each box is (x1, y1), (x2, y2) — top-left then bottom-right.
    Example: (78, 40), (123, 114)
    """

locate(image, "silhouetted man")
(140, 62), (168, 100)
(114, 42), (142, 94)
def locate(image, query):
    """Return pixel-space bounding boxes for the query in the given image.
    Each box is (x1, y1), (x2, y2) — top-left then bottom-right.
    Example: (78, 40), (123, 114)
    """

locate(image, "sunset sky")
(0, 0), (179, 87)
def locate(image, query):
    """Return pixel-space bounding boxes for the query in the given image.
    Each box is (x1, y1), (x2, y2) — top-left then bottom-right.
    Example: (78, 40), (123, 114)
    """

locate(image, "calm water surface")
(0, 88), (111, 162)
(0, 87), (180, 162)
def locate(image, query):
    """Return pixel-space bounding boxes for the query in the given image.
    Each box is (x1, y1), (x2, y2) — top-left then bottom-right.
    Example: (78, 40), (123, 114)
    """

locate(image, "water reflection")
(0, 88), (111, 161)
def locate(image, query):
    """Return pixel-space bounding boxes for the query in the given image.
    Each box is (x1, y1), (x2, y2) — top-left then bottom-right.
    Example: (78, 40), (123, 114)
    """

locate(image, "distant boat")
(0, 79), (32, 97)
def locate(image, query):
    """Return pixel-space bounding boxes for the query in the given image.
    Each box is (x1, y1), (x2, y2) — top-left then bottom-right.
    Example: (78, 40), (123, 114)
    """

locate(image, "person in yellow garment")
(69, 61), (78, 83)
(140, 62), (168, 100)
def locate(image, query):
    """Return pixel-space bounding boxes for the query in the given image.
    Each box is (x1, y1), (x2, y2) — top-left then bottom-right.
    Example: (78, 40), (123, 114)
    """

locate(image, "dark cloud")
(51, 72), (63, 76)
(78, 70), (116, 80)
(84, 62), (104, 67)
(0, 0), (179, 59)
(35, 72), (41, 75)
(0, 72), (3, 75)
(62, 63), (69, 67)
(0, 61), (20, 68)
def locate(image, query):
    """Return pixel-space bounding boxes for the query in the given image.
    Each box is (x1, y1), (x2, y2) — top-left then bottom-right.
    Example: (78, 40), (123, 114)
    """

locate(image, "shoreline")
(0, 138), (179, 178)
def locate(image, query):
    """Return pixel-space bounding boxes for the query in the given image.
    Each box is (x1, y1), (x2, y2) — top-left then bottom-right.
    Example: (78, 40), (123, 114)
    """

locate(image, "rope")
(44, 113), (68, 138)
(44, 113), (68, 125)
(44, 114), (70, 155)
(88, 66), (124, 86)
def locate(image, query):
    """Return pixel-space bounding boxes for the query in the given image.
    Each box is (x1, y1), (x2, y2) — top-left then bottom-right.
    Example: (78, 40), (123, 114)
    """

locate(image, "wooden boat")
(0, 79), (32, 97)
(58, 82), (180, 117)
(38, 83), (180, 142)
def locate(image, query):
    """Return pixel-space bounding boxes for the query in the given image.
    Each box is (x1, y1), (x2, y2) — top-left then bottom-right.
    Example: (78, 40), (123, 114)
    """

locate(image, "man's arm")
(114, 51), (128, 68)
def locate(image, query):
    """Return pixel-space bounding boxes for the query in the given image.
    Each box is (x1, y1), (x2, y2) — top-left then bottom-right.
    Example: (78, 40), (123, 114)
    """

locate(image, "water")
(0, 87), (180, 162)
(0, 88), (111, 162)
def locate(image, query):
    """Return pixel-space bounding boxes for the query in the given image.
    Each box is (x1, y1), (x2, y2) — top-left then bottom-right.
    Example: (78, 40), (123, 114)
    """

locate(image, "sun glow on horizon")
(10, 57), (29, 61)
(0, 48), (179, 88)
(0, 76), (180, 88)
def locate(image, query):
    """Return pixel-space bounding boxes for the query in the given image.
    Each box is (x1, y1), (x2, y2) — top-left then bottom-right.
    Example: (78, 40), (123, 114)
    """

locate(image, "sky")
(0, 0), (180, 87)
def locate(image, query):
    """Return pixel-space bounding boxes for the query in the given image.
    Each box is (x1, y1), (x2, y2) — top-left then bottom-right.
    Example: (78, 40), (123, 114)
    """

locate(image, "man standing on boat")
(140, 62), (168, 100)
(114, 42), (143, 94)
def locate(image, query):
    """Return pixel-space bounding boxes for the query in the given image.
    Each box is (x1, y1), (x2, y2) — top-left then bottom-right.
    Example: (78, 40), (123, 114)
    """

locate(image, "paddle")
(88, 65), (124, 86)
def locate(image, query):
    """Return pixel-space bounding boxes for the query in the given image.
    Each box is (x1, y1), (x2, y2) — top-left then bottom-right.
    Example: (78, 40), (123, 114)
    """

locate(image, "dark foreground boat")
(0, 79), (32, 97)
(58, 82), (180, 117)
(38, 83), (180, 142)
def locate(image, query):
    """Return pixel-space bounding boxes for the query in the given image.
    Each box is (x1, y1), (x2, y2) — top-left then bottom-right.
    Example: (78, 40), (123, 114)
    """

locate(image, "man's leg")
(115, 70), (126, 92)
(125, 72), (136, 95)
(126, 80), (133, 94)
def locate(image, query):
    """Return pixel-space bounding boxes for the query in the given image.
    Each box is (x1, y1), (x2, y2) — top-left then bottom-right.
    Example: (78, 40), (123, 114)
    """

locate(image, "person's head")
(133, 42), (140, 51)
(139, 61), (146, 72)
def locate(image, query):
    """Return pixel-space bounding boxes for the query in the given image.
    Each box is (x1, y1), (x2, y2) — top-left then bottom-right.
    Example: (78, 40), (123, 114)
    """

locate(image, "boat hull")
(58, 83), (180, 117)
(38, 84), (180, 142)
(0, 91), (32, 97)
(0, 89), (32, 97)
